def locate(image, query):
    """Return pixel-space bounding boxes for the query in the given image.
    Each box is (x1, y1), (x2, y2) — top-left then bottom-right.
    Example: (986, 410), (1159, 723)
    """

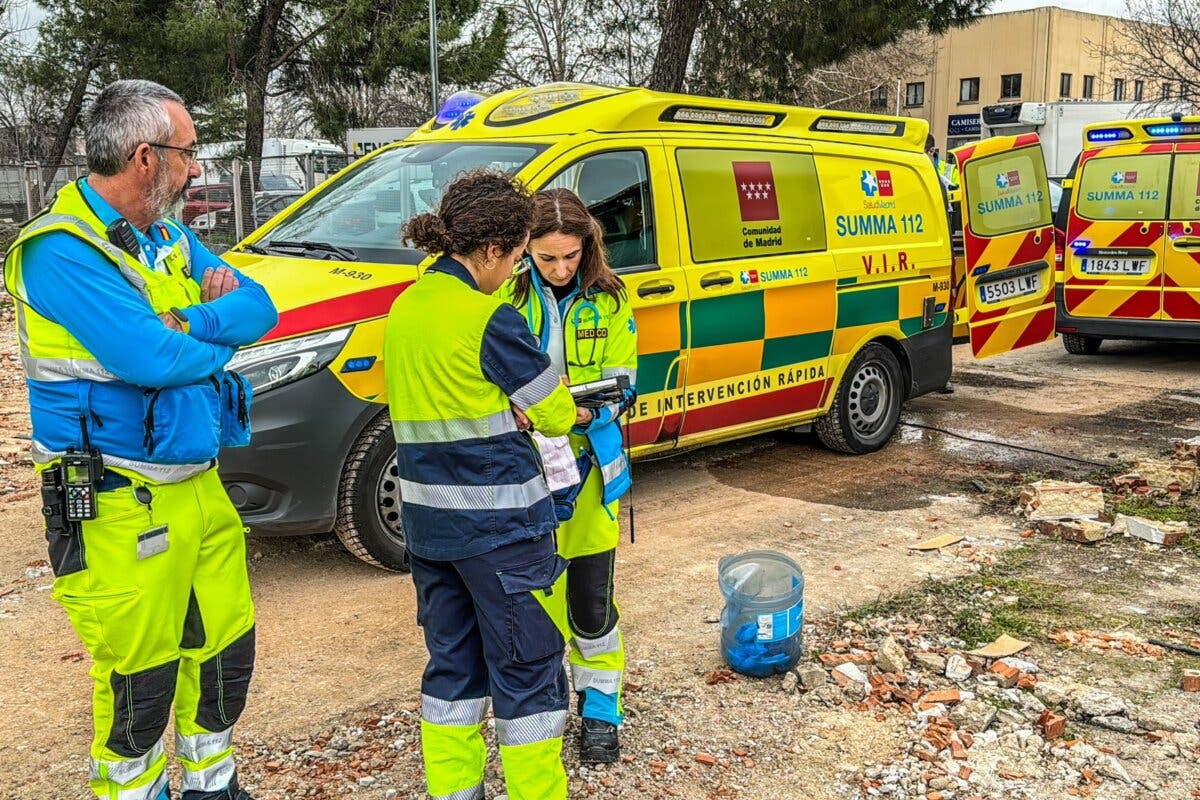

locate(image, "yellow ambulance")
(218, 83), (1055, 569)
(1055, 114), (1200, 354)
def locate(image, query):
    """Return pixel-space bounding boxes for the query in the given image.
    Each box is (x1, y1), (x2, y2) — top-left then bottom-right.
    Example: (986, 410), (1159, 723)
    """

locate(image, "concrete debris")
(944, 653), (972, 681)
(1090, 714), (1138, 734)
(795, 663), (827, 691)
(1035, 518), (1110, 543)
(1019, 479), (1104, 521)
(948, 699), (997, 732)
(911, 652), (947, 674)
(1131, 458), (1197, 492)
(875, 636), (909, 674)
(1073, 689), (1128, 719)
(831, 662), (870, 692)
(1111, 513), (1189, 546)
(999, 657), (1040, 674)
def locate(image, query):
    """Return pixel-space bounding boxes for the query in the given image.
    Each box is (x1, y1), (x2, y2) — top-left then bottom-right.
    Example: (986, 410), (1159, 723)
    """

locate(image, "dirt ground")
(1, 326), (1199, 800)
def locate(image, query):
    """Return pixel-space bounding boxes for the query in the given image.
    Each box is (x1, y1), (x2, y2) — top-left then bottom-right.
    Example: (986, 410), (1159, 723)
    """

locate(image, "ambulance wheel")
(815, 343), (902, 455)
(1061, 333), (1102, 355)
(335, 414), (410, 572)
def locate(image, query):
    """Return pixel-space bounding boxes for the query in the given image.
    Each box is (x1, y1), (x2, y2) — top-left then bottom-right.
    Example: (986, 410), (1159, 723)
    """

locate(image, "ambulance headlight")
(228, 327), (352, 395)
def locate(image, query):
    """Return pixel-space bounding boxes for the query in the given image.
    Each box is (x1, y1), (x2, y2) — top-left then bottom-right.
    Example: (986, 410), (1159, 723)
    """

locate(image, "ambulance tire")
(334, 413), (410, 572)
(1061, 333), (1102, 355)
(815, 343), (903, 455)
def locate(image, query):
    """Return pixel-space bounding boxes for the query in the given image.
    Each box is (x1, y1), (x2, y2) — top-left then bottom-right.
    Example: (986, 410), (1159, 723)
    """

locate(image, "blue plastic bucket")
(718, 550), (805, 677)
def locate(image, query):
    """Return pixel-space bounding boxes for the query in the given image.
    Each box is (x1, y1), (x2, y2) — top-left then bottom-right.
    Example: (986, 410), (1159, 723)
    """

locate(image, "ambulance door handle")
(1171, 237), (1200, 251)
(637, 282), (675, 298)
(700, 272), (734, 289)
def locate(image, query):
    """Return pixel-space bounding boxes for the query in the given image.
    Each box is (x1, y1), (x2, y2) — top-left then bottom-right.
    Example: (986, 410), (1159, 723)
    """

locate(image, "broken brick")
(1039, 709), (1066, 740)
(695, 754), (717, 766)
(917, 688), (963, 708)
(1183, 669), (1200, 693)
(950, 740), (968, 760)
(819, 652), (874, 667)
(989, 661), (1020, 688)
(1018, 673), (1037, 690)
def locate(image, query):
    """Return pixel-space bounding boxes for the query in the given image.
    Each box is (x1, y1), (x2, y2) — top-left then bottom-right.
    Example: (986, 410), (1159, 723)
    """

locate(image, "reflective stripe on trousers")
(94, 771), (168, 800)
(574, 626), (621, 660)
(494, 709), (567, 747)
(571, 664), (623, 695)
(180, 753), (236, 793)
(175, 728), (233, 763)
(422, 694), (491, 727)
(431, 783), (485, 800)
(90, 739), (164, 786)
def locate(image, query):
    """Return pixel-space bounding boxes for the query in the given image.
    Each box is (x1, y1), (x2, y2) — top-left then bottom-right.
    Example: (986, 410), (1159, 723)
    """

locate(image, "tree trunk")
(42, 44), (100, 196)
(240, 0), (288, 232)
(647, 0), (705, 93)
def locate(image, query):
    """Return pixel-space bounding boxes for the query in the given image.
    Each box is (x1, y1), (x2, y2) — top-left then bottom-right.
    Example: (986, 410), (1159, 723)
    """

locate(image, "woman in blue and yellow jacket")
(499, 188), (637, 763)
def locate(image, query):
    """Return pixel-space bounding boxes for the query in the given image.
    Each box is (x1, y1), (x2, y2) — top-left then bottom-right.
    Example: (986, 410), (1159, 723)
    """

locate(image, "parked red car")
(182, 183), (234, 225)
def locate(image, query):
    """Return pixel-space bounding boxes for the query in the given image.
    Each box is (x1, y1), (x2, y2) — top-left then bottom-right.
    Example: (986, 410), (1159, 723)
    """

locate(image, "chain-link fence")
(0, 152), (353, 253)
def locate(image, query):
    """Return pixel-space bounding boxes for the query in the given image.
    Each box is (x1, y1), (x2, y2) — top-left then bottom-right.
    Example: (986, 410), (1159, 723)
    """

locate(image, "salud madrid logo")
(860, 169), (893, 197)
(1111, 170), (1138, 184)
(995, 169), (1022, 190)
(739, 269), (760, 285)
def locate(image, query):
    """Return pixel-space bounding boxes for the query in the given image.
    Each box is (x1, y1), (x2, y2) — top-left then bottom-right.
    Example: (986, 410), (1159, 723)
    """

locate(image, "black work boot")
(580, 718), (620, 763)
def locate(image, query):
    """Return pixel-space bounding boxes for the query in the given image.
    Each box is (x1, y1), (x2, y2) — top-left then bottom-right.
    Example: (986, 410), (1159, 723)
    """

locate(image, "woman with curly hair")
(384, 170), (581, 800)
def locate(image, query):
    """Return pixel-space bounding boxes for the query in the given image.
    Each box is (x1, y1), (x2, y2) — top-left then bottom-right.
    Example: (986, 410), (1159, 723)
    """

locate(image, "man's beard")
(146, 168), (189, 221)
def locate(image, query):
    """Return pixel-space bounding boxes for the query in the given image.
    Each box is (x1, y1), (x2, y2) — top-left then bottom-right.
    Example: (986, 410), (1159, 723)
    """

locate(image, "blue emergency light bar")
(436, 91), (485, 125)
(1144, 122), (1200, 137)
(1086, 128), (1133, 143)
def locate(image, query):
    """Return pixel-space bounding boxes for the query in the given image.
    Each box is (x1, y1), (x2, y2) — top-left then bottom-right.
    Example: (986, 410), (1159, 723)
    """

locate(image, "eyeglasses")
(127, 142), (199, 164)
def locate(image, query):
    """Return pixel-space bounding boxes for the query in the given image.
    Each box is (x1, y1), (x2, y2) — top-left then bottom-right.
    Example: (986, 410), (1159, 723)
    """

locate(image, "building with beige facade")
(895, 6), (1185, 153)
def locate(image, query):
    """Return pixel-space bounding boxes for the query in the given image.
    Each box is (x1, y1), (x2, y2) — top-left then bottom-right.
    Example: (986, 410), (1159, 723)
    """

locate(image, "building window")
(869, 85), (887, 109)
(1113, 78), (1125, 101)
(1059, 73), (1072, 98)
(1000, 73), (1022, 99)
(1134, 80), (1144, 101)
(1163, 82), (1172, 100)
(1182, 84), (1191, 101)
(959, 77), (980, 103)
(905, 82), (925, 107)
(1083, 75), (1095, 99)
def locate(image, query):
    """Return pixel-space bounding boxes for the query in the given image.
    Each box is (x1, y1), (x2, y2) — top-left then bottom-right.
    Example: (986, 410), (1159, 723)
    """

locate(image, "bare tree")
(1100, 0), (1200, 111)
(483, 0), (659, 89)
(791, 33), (936, 112)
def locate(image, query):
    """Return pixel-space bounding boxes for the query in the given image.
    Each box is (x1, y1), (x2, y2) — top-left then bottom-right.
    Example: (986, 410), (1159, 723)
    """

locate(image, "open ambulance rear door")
(953, 134), (1057, 358)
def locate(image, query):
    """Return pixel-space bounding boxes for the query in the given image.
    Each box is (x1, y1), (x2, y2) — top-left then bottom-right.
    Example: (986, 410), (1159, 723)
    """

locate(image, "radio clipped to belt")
(41, 416), (104, 576)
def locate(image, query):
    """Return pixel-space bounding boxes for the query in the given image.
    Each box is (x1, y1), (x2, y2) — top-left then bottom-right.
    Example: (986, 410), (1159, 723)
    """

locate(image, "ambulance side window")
(544, 150), (656, 271)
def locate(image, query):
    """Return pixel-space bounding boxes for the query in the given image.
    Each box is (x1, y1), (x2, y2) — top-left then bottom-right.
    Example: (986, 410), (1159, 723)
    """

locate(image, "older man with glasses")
(3, 79), (277, 800)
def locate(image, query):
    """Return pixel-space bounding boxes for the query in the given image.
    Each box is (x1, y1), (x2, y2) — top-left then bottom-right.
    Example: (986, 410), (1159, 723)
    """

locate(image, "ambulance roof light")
(811, 117), (903, 136)
(435, 91), (486, 125)
(663, 106), (781, 128)
(1086, 127), (1133, 143)
(1144, 121), (1200, 137)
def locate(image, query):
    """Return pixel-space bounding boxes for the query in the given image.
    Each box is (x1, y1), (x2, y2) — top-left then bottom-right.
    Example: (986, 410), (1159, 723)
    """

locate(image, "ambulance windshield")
(261, 142), (546, 264)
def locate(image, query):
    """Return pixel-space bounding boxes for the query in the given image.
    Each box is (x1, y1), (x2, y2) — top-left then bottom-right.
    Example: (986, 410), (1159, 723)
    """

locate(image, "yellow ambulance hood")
(223, 250), (418, 344)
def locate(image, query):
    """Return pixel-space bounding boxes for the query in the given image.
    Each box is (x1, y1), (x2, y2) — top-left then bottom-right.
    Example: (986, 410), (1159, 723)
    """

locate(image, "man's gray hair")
(85, 80), (184, 176)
